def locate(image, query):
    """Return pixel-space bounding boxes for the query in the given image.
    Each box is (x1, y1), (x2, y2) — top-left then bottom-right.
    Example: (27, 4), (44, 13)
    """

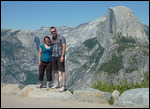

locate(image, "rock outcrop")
(1, 83), (25, 95)
(1, 83), (112, 103)
(113, 88), (149, 108)
(18, 85), (73, 100)
(73, 88), (112, 104)
(1, 83), (149, 108)
(112, 90), (120, 101)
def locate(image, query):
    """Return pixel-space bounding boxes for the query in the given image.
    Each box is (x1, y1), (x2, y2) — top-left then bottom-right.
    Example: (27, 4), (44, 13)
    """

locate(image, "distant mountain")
(1, 29), (40, 84)
(1, 6), (149, 91)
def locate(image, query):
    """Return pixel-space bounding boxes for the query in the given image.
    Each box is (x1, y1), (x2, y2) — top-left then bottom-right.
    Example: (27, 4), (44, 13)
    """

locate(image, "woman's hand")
(39, 61), (41, 65)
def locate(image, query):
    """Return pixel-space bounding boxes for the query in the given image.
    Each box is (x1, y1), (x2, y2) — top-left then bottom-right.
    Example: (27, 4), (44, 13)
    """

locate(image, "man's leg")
(61, 71), (66, 86)
(54, 70), (59, 85)
(58, 56), (66, 91)
(59, 71), (66, 92)
(52, 57), (60, 85)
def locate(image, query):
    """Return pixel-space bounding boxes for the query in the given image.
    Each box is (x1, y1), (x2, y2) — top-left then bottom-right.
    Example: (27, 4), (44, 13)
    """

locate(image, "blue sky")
(1, 1), (149, 31)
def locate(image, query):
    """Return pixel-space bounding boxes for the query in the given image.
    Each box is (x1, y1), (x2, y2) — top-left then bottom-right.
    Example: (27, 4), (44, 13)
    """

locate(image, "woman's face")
(44, 38), (50, 45)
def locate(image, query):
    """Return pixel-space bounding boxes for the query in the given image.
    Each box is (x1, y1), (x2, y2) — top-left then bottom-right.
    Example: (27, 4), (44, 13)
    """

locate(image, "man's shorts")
(52, 56), (65, 72)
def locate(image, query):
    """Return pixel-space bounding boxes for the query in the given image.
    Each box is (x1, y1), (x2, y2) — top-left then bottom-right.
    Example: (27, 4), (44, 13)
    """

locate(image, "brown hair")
(44, 36), (51, 43)
(50, 26), (56, 30)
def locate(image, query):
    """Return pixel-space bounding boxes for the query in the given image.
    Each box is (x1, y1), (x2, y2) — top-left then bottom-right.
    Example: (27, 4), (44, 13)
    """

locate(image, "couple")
(38, 27), (66, 92)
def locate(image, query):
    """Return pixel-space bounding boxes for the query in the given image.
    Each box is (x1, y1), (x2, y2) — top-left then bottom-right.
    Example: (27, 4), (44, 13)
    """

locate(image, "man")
(50, 26), (66, 92)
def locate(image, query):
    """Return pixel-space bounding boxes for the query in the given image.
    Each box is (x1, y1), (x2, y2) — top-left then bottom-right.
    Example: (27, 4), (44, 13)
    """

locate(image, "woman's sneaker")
(37, 83), (43, 88)
(59, 86), (66, 92)
(46, 85), (50, 90)
(52, 84), (60, 89)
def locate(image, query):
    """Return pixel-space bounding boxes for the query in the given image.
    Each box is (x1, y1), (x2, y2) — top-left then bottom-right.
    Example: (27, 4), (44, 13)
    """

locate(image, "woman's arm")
(39, 47), (42, 65)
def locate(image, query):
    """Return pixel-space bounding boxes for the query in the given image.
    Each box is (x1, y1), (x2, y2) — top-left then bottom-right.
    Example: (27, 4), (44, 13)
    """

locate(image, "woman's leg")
(40, 81), (43, 85)
(39, 62), (46, 84)
(46, 62), (52, 86)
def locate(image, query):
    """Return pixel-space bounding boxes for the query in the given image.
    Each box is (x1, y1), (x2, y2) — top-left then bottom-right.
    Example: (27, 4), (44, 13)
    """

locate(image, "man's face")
(50, 28), (57, 37)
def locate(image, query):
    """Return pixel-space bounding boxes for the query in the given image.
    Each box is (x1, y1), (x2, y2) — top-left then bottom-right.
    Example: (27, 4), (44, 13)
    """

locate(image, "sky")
(1, 1), (149, 31)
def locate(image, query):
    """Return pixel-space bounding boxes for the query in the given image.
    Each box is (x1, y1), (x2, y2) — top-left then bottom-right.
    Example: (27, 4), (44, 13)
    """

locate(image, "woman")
(38, 36), (53, 90)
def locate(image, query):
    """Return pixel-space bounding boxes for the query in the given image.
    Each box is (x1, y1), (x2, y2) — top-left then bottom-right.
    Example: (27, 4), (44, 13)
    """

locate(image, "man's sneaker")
(46, 85), (50, 90)
(37, 83), (43, 88)
(51, 84), (60, 89)
(59, 86), (66, 92)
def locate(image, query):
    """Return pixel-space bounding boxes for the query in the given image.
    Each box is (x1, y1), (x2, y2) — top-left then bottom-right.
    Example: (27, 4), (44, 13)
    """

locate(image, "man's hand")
(60, 56), (64, 63)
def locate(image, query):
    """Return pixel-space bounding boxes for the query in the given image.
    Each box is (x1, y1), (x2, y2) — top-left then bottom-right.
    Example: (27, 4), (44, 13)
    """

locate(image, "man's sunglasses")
(51, 31), (56, 33)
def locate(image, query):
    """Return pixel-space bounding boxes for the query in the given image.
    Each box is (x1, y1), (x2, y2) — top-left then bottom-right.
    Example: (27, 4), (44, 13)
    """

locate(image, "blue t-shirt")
(40, 44), (53, 62)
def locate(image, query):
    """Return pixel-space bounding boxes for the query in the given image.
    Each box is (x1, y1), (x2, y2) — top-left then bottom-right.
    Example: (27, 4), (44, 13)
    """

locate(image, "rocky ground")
(1, 83), (148, 108)
(1, 95), (121, 108)
(1, 83), (123, 108)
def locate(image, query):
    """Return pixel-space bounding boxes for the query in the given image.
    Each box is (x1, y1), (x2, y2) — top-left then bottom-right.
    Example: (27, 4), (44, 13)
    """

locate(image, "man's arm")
(60, 43), (66, 62)
(61, 43), (66, 56)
